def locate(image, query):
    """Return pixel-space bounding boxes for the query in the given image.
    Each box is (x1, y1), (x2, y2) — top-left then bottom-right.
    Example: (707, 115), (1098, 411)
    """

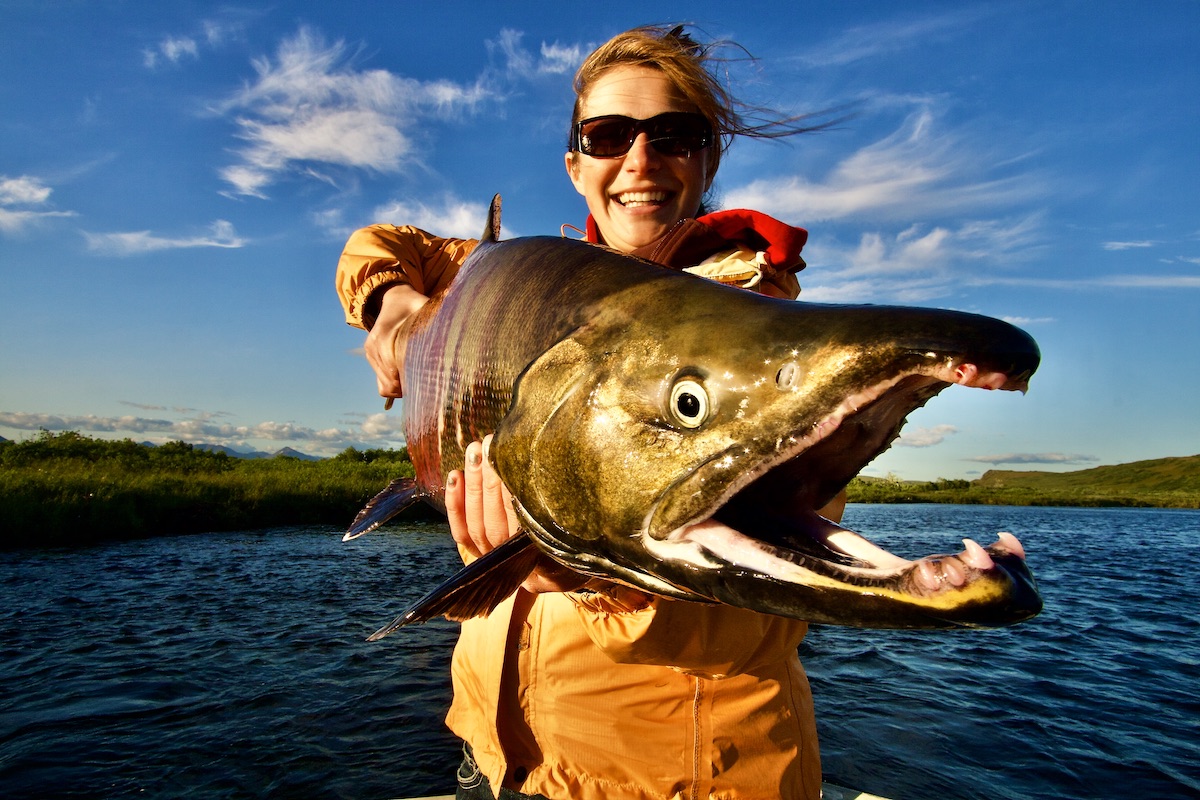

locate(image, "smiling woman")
(334, 24), (849, 800)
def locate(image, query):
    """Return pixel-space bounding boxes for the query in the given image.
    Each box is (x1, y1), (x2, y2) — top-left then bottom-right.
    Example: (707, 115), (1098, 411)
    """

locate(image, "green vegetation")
(0, 431), (424, 549)
(3, 431), (1198, 549)
(847, 454), (1200, 509)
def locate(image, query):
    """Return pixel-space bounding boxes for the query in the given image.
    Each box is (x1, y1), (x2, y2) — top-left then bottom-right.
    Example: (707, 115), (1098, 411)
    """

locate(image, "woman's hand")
(364, 283), (428, 399)
(445, 435), (591, 594)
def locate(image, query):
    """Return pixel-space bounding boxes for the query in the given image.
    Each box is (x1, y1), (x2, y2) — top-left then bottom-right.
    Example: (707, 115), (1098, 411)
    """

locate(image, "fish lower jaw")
(646, 516), (1030, 598)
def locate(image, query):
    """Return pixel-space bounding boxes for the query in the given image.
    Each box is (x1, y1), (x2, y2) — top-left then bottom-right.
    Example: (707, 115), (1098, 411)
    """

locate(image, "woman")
(336, 25), (839, 800)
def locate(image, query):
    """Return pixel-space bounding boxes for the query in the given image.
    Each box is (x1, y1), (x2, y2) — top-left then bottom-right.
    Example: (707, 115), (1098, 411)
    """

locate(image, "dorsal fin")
(480, 194), (502, 243)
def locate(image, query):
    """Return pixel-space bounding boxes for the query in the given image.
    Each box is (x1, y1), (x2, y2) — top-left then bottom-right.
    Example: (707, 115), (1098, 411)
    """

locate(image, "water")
(1, 506), (1197, 799)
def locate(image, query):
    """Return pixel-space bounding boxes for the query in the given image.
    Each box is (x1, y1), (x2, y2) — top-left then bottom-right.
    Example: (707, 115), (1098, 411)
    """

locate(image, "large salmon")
(346, 197), (1042, 639)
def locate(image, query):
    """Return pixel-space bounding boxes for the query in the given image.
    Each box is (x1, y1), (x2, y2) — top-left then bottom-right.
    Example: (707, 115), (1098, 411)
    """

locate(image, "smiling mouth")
(617, 190), (672, 208)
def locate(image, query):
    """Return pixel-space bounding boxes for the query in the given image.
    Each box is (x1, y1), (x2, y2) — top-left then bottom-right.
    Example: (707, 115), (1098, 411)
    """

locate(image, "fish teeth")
(961, 538), (994, 570)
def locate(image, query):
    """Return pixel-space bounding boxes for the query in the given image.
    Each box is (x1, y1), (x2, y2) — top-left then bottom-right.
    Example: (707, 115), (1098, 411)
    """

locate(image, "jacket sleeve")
(335, 224), (478, 330)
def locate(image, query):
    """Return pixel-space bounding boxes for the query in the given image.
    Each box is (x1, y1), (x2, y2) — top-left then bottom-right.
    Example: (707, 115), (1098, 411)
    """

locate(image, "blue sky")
(2, 0), (1197, 479)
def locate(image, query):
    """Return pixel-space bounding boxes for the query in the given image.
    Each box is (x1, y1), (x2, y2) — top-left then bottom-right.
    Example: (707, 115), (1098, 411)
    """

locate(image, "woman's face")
(565, 65), (711, 254)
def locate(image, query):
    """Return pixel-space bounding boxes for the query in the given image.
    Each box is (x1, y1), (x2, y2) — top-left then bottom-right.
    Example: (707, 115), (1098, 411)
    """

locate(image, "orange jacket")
(335, 216), (825, 799)
(336, 223), (478, 330)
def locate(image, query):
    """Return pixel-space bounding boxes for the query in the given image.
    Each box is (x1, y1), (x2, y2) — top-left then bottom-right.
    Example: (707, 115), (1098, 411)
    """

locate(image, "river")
(1, 505), (1197, 799)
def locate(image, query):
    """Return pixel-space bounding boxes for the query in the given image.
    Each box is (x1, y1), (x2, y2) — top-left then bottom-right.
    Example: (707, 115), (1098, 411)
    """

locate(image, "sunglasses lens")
(576, 114), (711, 158)
(578, 118), (637, 157)
(647, 114), (711, 155)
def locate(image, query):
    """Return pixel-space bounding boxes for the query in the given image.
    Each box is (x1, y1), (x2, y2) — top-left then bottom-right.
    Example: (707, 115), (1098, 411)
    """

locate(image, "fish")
(345, 196), (1042, 640)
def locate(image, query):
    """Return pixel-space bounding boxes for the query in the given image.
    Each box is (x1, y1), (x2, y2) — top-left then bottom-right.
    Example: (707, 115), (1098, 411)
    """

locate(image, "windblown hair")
(570, 24), (835, 184)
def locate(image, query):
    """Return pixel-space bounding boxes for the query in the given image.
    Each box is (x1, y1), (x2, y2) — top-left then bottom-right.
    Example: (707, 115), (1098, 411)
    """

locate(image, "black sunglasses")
(569, 112), (714, 158)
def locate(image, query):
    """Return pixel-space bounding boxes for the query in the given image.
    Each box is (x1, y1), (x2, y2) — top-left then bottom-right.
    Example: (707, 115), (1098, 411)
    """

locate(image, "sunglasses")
(569, 112), (714, 158)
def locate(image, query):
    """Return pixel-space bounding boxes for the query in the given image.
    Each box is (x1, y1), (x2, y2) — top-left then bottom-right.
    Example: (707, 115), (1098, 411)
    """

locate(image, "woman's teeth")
(618, 191), (668, 208)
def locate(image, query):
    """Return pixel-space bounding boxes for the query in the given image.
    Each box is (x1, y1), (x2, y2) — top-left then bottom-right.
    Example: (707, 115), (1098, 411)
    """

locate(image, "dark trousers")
(456, 743), (550, 800)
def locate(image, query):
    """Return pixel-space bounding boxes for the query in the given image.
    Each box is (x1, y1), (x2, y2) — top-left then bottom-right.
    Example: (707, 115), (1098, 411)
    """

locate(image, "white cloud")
(1102, 240), (1154, 251)
(0, 174), (77, 235)
(726, 108), (1041, 223)
(798, 8), (993, 67)
(798, 213), (1044, 303)
(488, 28), (587, 79)
(83, 220), (245, 256)
(143, 35), (199, 69)
(897, 424), (958, 448)
(215, 27), (493, 198)
(0, 175), (52, 205)
(370, 195), (492, 240)
(0, 408), (407, 456)
(965, 452), (1099, 465)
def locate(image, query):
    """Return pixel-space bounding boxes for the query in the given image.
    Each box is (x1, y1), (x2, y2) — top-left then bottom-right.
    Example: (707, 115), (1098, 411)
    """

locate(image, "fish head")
(492, 271), (1043, 628)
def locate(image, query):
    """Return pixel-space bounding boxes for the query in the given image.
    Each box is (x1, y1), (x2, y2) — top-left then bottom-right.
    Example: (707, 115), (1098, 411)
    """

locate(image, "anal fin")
(343, 478), (425, 541)
(366, 530), (540, 640)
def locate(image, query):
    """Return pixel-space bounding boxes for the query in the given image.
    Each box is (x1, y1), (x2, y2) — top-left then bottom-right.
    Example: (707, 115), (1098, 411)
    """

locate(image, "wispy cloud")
(214, 27), (497, 198)
(965, 452), (1100, 466)
(489, 28), (587, 79)
(1102, 240), (1155, 251)
(0, 174), (77, 235)
(213, 26), (583, 199)
(798, 213), (1045, 303)
(369, 195), (494, 240)
(726, 108), (1041, 224)
(975, 273), (1200, 291)
(143, 35), (199, 69)
(798, 8), (992, 67)
(896, 424), (958, 448)
(82, 220), (245, 256)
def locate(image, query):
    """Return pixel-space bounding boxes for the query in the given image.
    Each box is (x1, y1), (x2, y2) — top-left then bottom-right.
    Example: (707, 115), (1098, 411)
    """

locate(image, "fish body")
(348, 198), (1042, 637)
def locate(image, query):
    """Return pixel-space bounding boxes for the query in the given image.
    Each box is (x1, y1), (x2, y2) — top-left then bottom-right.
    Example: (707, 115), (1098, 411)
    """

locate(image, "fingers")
(460, 440), (487, 553)
(365, 325), (404, 399)
(481, 435), (520, 548)
(445, 469), (477, 559)
(364, 284), (429, 401)
(445, 436), (517, 562)
(443, 435), (582, 596)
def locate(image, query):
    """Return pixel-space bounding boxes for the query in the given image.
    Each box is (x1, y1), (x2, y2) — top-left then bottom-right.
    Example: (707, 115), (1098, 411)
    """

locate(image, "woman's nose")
(623, 132), (661, 171)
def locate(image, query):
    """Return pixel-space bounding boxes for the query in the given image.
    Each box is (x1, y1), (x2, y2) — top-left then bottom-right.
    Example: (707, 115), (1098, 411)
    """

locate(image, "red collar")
(584, 209), (807, 273)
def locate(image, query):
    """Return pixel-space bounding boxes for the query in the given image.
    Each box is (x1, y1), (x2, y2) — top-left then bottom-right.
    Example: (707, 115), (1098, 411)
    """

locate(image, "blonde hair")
(570, 25), (833, 186)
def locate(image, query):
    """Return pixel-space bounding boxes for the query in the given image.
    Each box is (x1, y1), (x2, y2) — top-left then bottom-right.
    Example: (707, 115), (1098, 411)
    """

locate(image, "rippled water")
(1, 506), (1198, 799)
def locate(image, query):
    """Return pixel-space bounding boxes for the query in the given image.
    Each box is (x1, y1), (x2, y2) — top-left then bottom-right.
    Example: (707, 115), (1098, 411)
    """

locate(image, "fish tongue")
(801, 510), (912, 573)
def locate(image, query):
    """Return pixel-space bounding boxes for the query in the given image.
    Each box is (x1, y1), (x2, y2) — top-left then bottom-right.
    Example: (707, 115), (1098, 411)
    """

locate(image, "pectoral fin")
(366, 530), (540, 640)
(343, 478), (425, 541)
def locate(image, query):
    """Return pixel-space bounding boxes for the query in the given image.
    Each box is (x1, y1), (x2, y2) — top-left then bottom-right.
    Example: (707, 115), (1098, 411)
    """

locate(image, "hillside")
(976, 454), (1200, 494)
(849, 454), (1200, 509)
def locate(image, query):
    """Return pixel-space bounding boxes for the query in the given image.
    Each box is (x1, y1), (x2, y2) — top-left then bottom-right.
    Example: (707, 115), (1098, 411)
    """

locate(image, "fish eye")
(669, 379), (709, 429)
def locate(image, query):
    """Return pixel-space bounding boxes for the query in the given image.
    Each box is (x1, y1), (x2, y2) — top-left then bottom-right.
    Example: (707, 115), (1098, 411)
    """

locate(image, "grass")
(3, 431), (1197, 549)
(0, 431), (424, 549)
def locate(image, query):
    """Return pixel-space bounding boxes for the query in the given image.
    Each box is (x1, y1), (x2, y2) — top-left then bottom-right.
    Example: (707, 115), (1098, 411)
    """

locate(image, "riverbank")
(3, 431), (1197, 548)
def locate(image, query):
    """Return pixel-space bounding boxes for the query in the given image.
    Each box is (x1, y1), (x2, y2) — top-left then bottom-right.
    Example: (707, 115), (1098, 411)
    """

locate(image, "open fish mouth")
(634, 370), (1042, 629)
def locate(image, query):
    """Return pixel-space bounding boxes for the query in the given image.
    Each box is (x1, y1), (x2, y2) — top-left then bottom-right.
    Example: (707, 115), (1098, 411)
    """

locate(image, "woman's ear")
(564, 152), (585, 196)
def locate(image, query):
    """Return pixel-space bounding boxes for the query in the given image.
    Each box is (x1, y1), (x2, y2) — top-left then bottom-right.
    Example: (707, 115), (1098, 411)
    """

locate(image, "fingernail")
(467, 449), (481, 467)
(447, 473), (459, 489)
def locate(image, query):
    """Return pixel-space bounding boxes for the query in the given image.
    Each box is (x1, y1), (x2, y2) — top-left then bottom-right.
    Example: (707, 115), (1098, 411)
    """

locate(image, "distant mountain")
(272, 447), (322, 461)
(191, 443), (322, 461)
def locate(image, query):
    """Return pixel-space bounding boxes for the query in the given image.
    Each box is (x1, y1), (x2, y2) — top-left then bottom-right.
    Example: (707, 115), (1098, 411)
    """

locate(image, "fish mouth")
(641, 369), (1042, 628)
